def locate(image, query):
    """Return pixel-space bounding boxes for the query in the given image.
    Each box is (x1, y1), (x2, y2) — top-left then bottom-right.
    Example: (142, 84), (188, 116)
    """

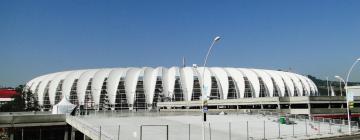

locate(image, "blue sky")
(1, 0), (360, 87)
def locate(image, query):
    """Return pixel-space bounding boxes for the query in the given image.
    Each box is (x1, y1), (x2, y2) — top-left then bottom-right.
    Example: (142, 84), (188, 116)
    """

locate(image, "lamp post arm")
(345, 60), (360, 89)
(203, 40), (216, 68)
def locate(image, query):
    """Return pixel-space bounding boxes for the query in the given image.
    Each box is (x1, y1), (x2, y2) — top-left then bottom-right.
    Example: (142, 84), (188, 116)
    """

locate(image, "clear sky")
(1, 0), (360, 87)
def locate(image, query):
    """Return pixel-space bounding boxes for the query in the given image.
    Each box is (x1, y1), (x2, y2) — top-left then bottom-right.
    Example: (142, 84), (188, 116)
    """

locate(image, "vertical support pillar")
(71, 127), (76, 140)
(64, 128), (68, 140)
(9, 128), (14, 140)
(39, 128), (42, 140)
(21, 128), (24, 140)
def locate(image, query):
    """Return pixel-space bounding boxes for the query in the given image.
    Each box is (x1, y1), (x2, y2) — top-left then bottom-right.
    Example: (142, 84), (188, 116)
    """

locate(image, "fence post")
(318, 119), (321, 135)
(166, 125), (169, 140)
(140, 125), (142, 140)
(305, 118), (308, 136)
(118, 125), (120, 140)
(263, 120), (265, 140)
(247, 121), (249, 140)
(209, 123), (212, 140)
(278, 117), (281, 139)
(292, 121), (295, 137)
(329, 119), (332, 134)
(188, 124), (191, 140)
(99, 126), (102, 140)
(229, 122), (232, 140)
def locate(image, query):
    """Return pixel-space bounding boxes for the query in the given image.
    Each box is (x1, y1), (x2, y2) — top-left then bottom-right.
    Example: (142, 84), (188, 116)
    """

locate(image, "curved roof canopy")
(26, 67), (318, 108)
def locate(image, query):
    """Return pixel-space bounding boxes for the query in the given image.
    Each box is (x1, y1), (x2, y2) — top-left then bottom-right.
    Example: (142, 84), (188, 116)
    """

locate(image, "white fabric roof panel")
(91, 69), (112, 105)
(61, 70), (86, 99)
(294, 73), (311, 96)
(125, 68), (141, 105)
(77, 69), (98, 105)
(196, 67), (213, 98)
(305, 76), (318, 95)
(238, 68), (260, 98)
(27, 67), (318, 109)
(263, 70), (285, 97)
(285, 72), (303, 96)
(29, 75), (47, 93)
(107, 68), (127, 105)
(275, 71), (295, 96)
(163, 67), (177, 97)
(224, 68), (245, 98)
(252, 69), (274, 97)
(180, 67), (194, 101)
(48, 71), (72, 105)
(143, 67), (162, 104)
(210, 67), (229, 99)
(36, 73), (59, 106)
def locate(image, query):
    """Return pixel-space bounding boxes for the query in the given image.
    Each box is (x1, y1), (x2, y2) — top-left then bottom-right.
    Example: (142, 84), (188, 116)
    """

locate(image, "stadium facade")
(25, 67), (318, 111)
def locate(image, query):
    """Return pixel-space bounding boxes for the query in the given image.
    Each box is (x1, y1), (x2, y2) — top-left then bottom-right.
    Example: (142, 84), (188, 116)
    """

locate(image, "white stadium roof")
(25, 67), (318, 109)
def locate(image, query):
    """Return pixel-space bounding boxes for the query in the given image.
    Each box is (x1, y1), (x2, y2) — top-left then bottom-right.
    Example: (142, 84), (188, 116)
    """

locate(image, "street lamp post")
(334, 76), (345, 96)
(336, 57), (360, 135)
(201, 36), (221, 140)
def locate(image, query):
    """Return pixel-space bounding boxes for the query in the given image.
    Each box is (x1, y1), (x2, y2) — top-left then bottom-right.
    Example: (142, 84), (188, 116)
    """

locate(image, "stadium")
(25, 67), (318, 111)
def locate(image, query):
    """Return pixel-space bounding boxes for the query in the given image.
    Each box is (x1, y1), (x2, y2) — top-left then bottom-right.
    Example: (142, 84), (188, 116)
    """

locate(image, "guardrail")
(66, 116), (113, 140)
(0, 114), (65, 127)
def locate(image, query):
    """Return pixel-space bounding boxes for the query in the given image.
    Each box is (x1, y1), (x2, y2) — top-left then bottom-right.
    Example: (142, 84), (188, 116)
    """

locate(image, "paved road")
(313, 134), (360, 140)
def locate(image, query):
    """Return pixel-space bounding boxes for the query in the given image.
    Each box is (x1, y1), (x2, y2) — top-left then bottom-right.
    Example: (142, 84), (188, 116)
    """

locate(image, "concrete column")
(39, 128), (42, 140)
(64, 128), (68, 140)
(83, 133), (91, 140)
(21, 128), (24, 140)
(9, 128), (14, 140)
(71, 127), (76, 140)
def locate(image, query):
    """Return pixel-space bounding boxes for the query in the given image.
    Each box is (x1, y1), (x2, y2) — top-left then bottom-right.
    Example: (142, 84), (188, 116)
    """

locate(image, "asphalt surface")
(313, 134), (360, 140)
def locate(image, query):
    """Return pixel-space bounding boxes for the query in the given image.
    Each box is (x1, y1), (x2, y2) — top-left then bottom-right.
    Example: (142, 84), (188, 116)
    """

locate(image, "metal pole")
(209, 123), (212, 140)
(118, 125), (120, 140)
(167, 125), (169, 140)
(246, 121), (249, 140)
(292, 121), (295, 137)
(305, 118), (308, 136)
(188, 124), (191, 140)
(278, 117), (280, 138)
(329, 119), (332, 134)
(99, 126), (102, 140)
(140, 125), (142, 140)
(39, 128), (42, 140)
(21, 128), (24, 140)
(201, 36), (221, 140)
(339, 80), (343, 96)
(263, 120), (265, 140)
(318, 119), (321, 135)
(345, 58), (360, 135)
(327, 77), (330, 96)
(229, 122), (232, 140)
